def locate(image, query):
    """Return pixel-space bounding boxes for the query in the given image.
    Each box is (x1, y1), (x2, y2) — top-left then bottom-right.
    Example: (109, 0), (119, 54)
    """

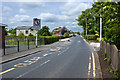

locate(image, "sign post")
(33, 18), (41, 48)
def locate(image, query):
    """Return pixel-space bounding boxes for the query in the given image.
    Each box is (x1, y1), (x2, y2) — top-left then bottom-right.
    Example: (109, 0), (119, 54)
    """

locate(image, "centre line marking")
(0, 68), (15, 75)
(92, 52), (96, 78)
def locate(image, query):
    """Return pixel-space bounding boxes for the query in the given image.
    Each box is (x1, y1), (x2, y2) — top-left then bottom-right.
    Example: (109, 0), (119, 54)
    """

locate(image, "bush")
(96, 38), (104, 41)
(28, 33), (34, 37)
(18, 32), (25, 37)
(64, 32), (69, 38)
(85, 35), (96, 40)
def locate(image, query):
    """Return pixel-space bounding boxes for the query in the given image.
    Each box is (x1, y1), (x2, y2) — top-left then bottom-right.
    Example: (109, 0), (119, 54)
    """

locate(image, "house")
(16, 26), (37, 36)
(52, 27), (70, 36)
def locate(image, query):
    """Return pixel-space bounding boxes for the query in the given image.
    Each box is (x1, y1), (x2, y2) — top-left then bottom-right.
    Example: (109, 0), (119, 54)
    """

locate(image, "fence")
(100, 41), (120, 72)
(4, 37), (45, 55)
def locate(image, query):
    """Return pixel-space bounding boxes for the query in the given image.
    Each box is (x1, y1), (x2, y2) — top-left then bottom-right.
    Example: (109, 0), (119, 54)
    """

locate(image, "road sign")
(33, 18), (41, 30)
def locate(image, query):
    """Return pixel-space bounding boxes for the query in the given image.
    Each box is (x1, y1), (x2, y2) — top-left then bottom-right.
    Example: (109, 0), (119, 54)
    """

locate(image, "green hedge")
(5, 35), (71, 45)
(85, 35), (96, 40)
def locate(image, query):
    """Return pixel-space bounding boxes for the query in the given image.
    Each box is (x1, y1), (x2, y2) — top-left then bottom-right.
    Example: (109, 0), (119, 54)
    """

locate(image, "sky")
(1, 0), (94, 32)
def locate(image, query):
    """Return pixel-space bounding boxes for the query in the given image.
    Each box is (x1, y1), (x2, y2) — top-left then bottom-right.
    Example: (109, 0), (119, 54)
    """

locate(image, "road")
(1, 36), (96, 79)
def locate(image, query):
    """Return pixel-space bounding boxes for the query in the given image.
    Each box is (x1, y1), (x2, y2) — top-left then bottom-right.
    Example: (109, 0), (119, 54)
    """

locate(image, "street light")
(100, 14), (102, 41)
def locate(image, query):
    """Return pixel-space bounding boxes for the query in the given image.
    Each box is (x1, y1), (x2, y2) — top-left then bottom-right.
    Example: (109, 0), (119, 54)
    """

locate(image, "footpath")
(81, 35), (102, 79)
(0, 38), (70, 64)
(82, 36), (116, 79)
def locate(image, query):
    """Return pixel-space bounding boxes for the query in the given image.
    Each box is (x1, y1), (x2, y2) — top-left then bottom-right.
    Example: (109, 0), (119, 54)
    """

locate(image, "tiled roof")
(16, 26), (32, 30)
(0, 23), (8, 27)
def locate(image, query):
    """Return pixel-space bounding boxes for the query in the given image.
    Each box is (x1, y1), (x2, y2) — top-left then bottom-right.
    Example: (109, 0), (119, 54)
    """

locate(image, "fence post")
(0, 25), (6, 56)
(44, 37), (46, 45)
(18, 40), (19, 52)
(3, 42), (5, 55)
(28, 40), (29, 50)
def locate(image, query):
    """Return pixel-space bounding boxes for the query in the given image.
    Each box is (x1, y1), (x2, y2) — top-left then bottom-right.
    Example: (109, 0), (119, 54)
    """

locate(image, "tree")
(76, 32), (80, 35)
(64, 32), (69, 38)
(18, 32), (25, 37)
(37, 26), (51, 36)
(8, 28), (16, 34)
(28, 33), (33, 37)
(76, 2), (120, 49)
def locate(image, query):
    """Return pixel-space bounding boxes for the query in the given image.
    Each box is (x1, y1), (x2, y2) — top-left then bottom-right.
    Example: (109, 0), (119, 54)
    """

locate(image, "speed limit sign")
(33, 18), (41, 30)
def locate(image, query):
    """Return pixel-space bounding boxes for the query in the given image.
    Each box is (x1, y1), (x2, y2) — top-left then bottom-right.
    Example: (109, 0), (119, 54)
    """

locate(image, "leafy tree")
(8, 28), (16, 35)
(76, 32), (80, 35)
(28, 33), (33, 37)
(18, 32), (25, 37)
(76, 2), (120, 49)
(64, 32), (69, 38)
(37, 26), (51, 36)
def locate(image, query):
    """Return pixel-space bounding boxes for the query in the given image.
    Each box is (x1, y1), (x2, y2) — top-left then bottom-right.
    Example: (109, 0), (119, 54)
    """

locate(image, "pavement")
(0, 36), (102, 79)
(0, 38), (72, 64)
(0, 41), (62, 64)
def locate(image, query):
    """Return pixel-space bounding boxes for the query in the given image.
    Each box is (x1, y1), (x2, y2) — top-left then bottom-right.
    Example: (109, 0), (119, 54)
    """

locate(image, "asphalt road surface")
(1, 36), (95, 79)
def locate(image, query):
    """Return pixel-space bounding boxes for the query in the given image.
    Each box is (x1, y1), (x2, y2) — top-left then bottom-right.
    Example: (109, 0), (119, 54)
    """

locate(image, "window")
(26, 30), (28, 34)
(31, 29), (33, 31)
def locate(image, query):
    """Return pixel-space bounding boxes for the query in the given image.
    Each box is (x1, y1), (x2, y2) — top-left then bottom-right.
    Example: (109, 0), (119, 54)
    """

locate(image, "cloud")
(3, 6), (12, 12)
(19, 2), (45, 9)
(39, 13), (70, 22)
(2, 0), (94, 2)
(60, 2), (92, 16)
(9, 15), (32, 24)
(19, 8), (26, 13)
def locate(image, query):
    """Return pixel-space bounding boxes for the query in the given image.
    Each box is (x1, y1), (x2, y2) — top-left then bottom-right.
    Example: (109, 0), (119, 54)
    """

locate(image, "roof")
(16, 26), (32, 30)
(0, 23), (8, 27)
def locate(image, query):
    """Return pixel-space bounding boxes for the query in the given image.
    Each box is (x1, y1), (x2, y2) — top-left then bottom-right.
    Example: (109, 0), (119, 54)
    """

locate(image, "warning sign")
(33, 18), (41, 30)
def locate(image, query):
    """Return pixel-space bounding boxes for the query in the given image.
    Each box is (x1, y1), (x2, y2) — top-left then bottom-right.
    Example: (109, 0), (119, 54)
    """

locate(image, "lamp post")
(100, 14), (102, 41)
(86, 15), (87, 36)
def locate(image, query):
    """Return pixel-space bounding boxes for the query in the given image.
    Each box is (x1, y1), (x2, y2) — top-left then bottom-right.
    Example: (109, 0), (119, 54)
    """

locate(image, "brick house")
(52, 27), (70, 36)
(16, 26), (37, 36)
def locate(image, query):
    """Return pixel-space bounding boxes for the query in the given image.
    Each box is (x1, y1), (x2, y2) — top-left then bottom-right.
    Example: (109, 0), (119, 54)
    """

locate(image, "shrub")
(18, 32), (25, 37)
(107, 58), (111, 65)
(104, 53), (107, 58)
(85, 35), (96, 40)
(64, 32), (69, 38)
(28, 33), (33, 37)
(109, 69), (114, 73)
(104, 58), (108, 61)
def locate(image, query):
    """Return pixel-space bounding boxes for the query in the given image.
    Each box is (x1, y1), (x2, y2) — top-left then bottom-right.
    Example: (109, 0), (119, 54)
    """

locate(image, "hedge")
(85, 35), (96, 40)
(5, 36), (68, 45)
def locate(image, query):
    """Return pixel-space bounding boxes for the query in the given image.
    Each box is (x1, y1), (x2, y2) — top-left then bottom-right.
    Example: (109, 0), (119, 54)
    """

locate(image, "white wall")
(16, 29), (37, 36)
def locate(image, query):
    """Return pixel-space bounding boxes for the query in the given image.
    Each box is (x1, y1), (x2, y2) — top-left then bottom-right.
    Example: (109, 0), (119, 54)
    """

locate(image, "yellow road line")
(43, 54), (48, 56)
(92, 52), (96, 78)
(88, 56), (91, 77)
(0, 68), (15, 75)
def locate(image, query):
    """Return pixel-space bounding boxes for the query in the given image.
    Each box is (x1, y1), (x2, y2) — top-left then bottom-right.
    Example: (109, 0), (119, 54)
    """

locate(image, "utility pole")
(100, 14), (102, 41)
(86, 15), (87, 36)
